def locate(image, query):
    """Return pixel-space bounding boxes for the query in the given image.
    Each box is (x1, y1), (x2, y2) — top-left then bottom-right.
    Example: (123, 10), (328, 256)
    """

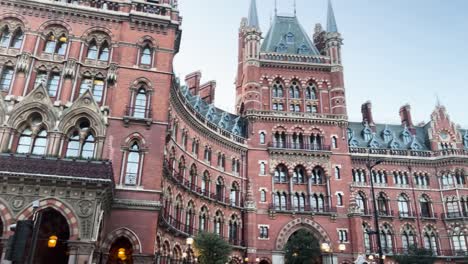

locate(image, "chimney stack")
(185, 71), (202, 96)
(361, 101), (375, 126)
(399, 104), (414, 128)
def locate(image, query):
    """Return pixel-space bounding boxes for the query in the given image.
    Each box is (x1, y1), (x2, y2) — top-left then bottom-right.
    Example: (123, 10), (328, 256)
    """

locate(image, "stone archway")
(273, 218), (332, 264)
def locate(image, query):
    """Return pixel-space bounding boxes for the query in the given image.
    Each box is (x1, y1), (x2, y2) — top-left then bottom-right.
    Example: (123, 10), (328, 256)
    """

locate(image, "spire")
(248, 0), (260, 30)
(327, 0), (338, 33)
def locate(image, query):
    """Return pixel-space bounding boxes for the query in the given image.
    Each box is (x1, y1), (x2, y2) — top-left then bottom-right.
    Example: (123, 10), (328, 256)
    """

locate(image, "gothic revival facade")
(0, 0), (467, 263)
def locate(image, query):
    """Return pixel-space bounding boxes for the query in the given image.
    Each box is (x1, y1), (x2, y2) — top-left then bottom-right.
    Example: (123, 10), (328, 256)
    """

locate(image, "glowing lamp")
(48, 235), (58, 248)
(338, 243), (346, 251)
(186, 237), (194, 245)
(321, 242), (330, 252)
(255, 258), (260, 262)
(59, 36), (67, 42)
(117, 248), (127, 261)
(244, 257), (249, 262)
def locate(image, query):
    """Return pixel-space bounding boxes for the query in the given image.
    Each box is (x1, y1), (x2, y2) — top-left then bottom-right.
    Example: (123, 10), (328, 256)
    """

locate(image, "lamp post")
(186, 237), (194, 264)
(366, 159), (384, 264)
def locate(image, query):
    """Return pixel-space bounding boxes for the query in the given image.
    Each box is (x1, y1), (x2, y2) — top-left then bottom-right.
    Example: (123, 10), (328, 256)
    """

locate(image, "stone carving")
(63, 59), (77, 78)
(107, 63), (118, 84)
(15, 53), (31, 73)
(78, 200), (93, 217)
(10, 195), (25, 209)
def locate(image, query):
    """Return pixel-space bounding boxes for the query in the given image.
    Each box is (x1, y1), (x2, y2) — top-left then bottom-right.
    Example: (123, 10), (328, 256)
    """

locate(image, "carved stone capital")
(63, 59), (77, 79)
(15, 52), (31, 73)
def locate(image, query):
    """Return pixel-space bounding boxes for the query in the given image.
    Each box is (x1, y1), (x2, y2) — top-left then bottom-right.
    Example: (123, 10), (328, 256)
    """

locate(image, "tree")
(194, 232), (232, 264)
(393, 246), (437, 264)
(284, 229), (322, 264)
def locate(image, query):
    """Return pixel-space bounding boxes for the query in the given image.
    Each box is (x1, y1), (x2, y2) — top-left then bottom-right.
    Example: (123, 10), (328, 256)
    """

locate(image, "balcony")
(131, 1), (171, 17)
(350, 147), (468, 158)
(398, 211), (417, 219)
(123, 106), (153, 126)
(442, 211), (468, 220)
(268, 142), (331, 152)
(420, 212), (438, 220)
(159, 213), (244, 247)
(163, 160), (244, 208)
(268, 203), (337, 215)
(361, 209), (394, 218)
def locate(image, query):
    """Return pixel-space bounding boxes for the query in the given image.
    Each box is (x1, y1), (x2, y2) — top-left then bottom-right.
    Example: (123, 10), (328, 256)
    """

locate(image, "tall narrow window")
(17, 128), (33, 154)
(259, 162), (266, 175)
(259, 132), (266, 144)
(332, 136), (338, 149)
(140, 46), (152, 65)
(66, 132), (80, 157)
(46, 73), (60, 97)
(260, 190), (267, 202)
(0, 67), (14, 92)
(398, 195), (410, 217)
(10, 29), (23, 49)
(133, 88), (148, 118)
(31, 129), (47, 155)
(80, 77), (105, 102)
(125, 143), (141, 185)
(98, 42), (110, 61)
(335, 166), (341, 179)
(81, 134), (95, 159)
(87, 41), (98, 59)
(44, 35), (56, 54)
(0, 27), (10, 47)
(66, 119), (96, 159)
(337, 193), (343, 206)
(56, 35), (68, 55)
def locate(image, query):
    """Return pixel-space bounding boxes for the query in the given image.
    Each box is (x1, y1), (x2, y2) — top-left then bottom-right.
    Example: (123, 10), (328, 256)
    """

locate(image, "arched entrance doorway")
(33, 208), (71, 264)
(284, 229), (322, 264)
(107, 237), (134, 264)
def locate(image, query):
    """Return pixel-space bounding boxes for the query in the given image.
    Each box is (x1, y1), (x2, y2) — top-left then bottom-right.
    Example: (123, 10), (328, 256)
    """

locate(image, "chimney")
(361, 101), (375, 126)
(199, 81), (216, 104)
(399, 104), (414, 128)
(185, 71), (202, 96)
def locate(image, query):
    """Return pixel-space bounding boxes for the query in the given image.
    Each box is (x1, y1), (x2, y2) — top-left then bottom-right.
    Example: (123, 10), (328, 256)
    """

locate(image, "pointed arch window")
(124, 142), (141, 186)
(312, 166), (324, 184)
(259, 132), (266, 144)
(401, 225), (416, 252)
(201, 171), (209, 195)
(380, 224), (394, 253)
(0, 67), (14, 92)
(337, 193), (343, 206)
(133, 88), (149, 118)
(31, 129), (48, 155)
(334, 166), (341, 179)
(273, 131), (286, 148)
(331, 136), (338, 149)
(423, 227), (438, 255)
(0, 27), (11, 47)
(377, 193), (389, 216)
(216, 177), (225, 201)
(199, 207), (208, 232)
(356, 192), (367, 213)
(79, 76), (105, 102)
(274, 165), (287, 183)
(87, 40), (98, 59)
(260, 190), (267, 202)
(11, 29), (23, 49)
(44, 34), (68, 55)
(214, 211), (223, 235)
(363, 223), (372, 253)
(289, 81), (300, 99)
(272, 80), (284, 98)
(17, 128), (33, 154)
(98, 42), (110, 61)
(140, 45), (153, 65)
(420, 195), (432, 217)
(306, 83), (317, 100)
(230, 182), (239, 206)
(451, 227), (467, 253)
(185, 202), (194, 235)
(259, 162), (266, 175)
(398, 194), (410, 217)
(228, 215), (239, 243)
(293, 165), (305, 184)
(65, 119), (96, 159)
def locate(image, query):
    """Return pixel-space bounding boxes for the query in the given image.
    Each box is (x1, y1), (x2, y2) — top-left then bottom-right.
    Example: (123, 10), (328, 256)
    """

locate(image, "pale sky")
(174, 0), (468, 128)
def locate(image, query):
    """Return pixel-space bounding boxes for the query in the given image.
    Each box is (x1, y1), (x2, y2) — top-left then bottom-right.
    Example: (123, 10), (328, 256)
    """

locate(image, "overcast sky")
(173, 0), (468, 128)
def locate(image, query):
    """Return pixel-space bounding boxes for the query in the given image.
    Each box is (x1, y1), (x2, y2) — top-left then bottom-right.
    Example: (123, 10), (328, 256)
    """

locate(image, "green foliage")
(284, 229), (321, 264)
(393, 246), (437, 264)
(194, 232), (232, 264)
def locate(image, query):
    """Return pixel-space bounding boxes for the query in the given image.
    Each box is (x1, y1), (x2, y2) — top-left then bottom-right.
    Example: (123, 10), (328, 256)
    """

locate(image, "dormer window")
(347, 128), (354, 140)
(363, 127), (372, 141)
(286, 32), (294, 44)
(463, 132), (468, 149)
(298, 44), (309, 54)
(402, 130), (411, 144)
(276, 43), (287, 53)
(383, 129), (392, 143)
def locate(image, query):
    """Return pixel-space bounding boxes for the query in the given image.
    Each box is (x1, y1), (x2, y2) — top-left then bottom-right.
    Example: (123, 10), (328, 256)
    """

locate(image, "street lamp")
(186, 237), (194, 264)
(338, 243), (346, 252)
(366, 159), (384, 264)
(48, 235), (58, 248)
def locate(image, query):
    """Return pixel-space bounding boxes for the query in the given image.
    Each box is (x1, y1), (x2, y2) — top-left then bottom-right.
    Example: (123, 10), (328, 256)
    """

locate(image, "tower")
(236, 0), (262, 113)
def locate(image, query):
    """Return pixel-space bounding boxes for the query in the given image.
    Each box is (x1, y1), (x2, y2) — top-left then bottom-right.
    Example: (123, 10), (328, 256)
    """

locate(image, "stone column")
(67, 241), (95, 264)
(47, 132), (63, 157)
(0, 127), (13, 152)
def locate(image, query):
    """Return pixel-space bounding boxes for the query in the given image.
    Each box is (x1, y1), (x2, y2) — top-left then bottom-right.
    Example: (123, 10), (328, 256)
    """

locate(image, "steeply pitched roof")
(261, 15), (320, 56)
(327, 0), (338, 33)
(247, 0), (260, 30)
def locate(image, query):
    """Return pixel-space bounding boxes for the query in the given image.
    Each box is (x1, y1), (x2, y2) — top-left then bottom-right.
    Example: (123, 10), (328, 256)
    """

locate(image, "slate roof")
(461, 129), (468, 149)
(261, 15), (320, 56)
(247, 0), (260, 30)
(179, 85), (246, 138)
(347, 122), (430, 150)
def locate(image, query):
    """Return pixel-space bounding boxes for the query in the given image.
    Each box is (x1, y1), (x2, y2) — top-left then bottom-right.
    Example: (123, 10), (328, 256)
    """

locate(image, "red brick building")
(0, 0), (467, 264)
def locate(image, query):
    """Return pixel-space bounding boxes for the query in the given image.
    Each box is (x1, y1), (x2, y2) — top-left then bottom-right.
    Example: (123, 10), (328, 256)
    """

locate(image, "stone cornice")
(245, 110), (348, 127)
(350, 153), (468, 167)
(112, 198), (161, 211)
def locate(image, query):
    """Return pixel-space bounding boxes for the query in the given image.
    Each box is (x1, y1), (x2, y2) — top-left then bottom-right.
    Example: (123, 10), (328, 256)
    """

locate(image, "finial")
(327, 0), (338, 33)
(275, 0), (278, 16)
(247, 0), (260, 30)
(435, 93), (441, 107)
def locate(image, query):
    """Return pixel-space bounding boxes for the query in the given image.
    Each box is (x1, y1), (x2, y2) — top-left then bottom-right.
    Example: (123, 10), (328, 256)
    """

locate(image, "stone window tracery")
(272, 80), (284, 98)
(401, 224), (416, 252)
(363, 223), (372, 253)
(356, 192), (367, 213)
(34, 67), (61, 97)
(16, 113), (48, 156)
(230, 181), (240, 206)
(43, 28), (68, 55)
(305, 83), (317, 100)
(292, 165), (305, 184)
(423, 227), (438, 254)
(398, 194), (410, 217)
(419, 195), (432, 217)
(216, 176), (225, 201)
(352, 169), (366, 183)
(446, 197), (460, 217)
(273, 131), (286, 148)
(185, 201), (195, 235)
(0, 26), (23, 49)
(199, 206), (208, 232)
(311, 193), (325, 212)
(274, 191), (288, 210)
(377, 192), (389, 215)
(292, 192), (306, 211)
(65, 118), (96, 159)
(380, 224), (394, 253)
(451, 227), (467, 253)
(85, 32), (112, 62)
(228, 215), (240, 243)
(289, 81), (300, 99)
(311, 166), (324, 184)
(213, 210), (223, 235)
(274, 164), (287, 183)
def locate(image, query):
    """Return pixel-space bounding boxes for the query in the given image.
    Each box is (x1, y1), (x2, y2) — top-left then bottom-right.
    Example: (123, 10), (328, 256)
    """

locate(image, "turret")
(236, 0), (262, 113)
(325, 0), (343, 65)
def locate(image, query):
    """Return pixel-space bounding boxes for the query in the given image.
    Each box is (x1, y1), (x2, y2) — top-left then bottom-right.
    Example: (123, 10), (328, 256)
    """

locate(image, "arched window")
(380, 224), (394, 253)
(140, 46), (152, 65)
(216, 177), (224, 201)
(274, 165), (287, 183)
(79, 76), (105, 102)
(272, 80), (284, 98)
(312, 166), (324, 184)
(133, 88), (148, 118)
(401, 225), (416, 251)
(98, 42), (110, 61)
(10, 28), (23, 49)
(31, 129), (47, 155)
(305, 83), (317, 100)
(201, 171), (209, 195)
(65, 119), (96, 159)
(377, 193), (388, 215)
(356, 192), (366, 213)
(259, 162), (266, 175)
(260, 190), (267, 202)
(310, 134), (322, 150)
(44, 33), (68, 55)
(273, 131), (286, 148)
(259, 132), (266, 144)
(230, 182), (239, 206)
(185, 202), (194, 235)
(214, 211), (223, 235)
(334, 166), (341, 179)
(293, 165), (305, 184)
(446, 197), (460, 217)
(124, 142), (141, 186)
(337, 193), (343, 206)
(289, 81), (300, 99)
(398, 194), (410, 217)
(87, 40), (98, 59)
(292, 133), (303, 149)
(274, 192), (288, 210)
(199, 207), (208, 232)
(228, 215), (239, 243)
(423, 227), (438, 255)
(451, 227), (467, 253)
(17, 128), (33, 154)
(311, 194), (325, 212)
(331, 136), (338, 149)
(0, 27), (11, 47)
(420, 195), (432, 218)
(363, 223), (373, 253)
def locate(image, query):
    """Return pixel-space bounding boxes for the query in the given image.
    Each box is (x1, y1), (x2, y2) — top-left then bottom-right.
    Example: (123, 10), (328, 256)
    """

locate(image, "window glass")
(87, 43), (98, 59)
(44, 35), (56, 54)
(98, 45), (110, 61)
(133, 89), (147, 118)
(0, 28), (10, 47)
(47, 73), (60, 97)
(0, 68), (14, 91)
(32, 129), (47, 155)
(17, 128), (33, 154)
(92, 79), (104, 102)
(81, 134), (95, 159)
(141, 47), (152, 65)
(125, 144), (140, 185)
(79, 78), (93, 95)
(11, 30), (23, 49)
(66, 132), (80, 157)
